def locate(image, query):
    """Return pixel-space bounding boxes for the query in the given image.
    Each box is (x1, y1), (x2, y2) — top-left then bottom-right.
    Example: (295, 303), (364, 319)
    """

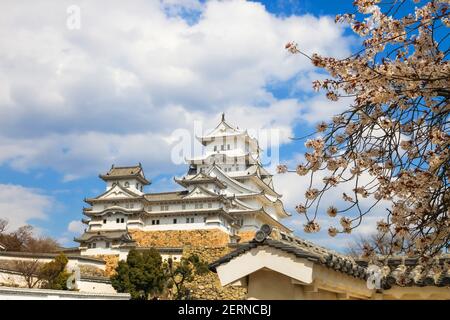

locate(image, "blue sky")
(0, 0), (398, 251)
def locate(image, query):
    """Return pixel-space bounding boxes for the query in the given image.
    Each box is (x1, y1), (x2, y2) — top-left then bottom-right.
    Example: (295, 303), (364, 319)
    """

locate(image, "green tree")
(164, 254), (209, 300)
(111, 249), (167, 300)
(39, 253), (70, 290)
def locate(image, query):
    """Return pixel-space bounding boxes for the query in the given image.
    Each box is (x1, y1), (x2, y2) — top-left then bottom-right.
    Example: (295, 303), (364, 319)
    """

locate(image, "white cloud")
(67, 220), (85, 234)
(57, 237), (72, 247)
(301, 95), (355, 124)
(0, 0), (354, 180)
(0, 184), (53, 231)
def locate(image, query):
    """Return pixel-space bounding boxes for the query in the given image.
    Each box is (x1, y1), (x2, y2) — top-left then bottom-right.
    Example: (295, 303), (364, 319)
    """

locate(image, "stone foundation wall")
(130, 229), (230, 247)
(95, 255), (119, 276)
(237, 231), (256, 243)
(183, 246), (247, 300)
(95, 229), (248, 299)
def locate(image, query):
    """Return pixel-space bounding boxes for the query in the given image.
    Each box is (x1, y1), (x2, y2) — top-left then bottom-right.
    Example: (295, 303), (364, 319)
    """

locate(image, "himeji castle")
(75, 114), (291, 258)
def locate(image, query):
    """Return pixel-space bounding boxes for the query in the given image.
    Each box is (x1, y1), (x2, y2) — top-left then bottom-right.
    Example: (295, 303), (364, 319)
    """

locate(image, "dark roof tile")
(210, 233), (450, 287)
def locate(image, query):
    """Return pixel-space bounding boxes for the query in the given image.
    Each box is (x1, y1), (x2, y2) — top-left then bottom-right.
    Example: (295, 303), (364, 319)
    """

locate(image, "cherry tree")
(280, 0), (449, 263)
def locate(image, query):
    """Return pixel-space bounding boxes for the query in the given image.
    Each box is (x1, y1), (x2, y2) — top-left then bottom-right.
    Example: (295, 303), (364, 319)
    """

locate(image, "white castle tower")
(75, 114), (291, 258)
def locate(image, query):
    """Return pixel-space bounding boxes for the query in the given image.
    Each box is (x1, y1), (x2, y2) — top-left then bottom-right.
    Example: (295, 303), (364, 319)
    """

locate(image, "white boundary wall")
(0, 286), (130, 300)
(0, 252), (106, 270)
(0, 269), (117, 294)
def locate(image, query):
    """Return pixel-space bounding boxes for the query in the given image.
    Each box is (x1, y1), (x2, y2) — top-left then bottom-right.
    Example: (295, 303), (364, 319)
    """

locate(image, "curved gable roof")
(85, 184), (142, 204)
(207, 165), (259, 194)
(99, 164), (150, 185)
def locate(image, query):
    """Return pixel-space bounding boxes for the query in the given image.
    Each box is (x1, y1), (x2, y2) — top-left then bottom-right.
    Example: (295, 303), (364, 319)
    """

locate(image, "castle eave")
(83, 207), (144, 217)
(75, 230), (136, 244)
(99, 164), (150, 185)
(99, 174), (150, 185)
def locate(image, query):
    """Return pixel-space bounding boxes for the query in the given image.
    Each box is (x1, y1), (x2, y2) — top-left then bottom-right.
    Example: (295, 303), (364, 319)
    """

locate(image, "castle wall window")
(214, 146), (217, 151)
(195, 203), (203, 209)
(190, 217), (194, 223)
(121, 218), (125, 223)
(161, 205), (169, 211)
(124, 203), (134, 209)
(221, 145), (224, 151)
(103, 219), (106, 224)
(173, 218), (177, 224)
(92, 243), (96, 248)
(227, 144), (230, 150)
(152, 219), (160, 225)
(116, 218), (120, 223)
(106, 242), (110, 248)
